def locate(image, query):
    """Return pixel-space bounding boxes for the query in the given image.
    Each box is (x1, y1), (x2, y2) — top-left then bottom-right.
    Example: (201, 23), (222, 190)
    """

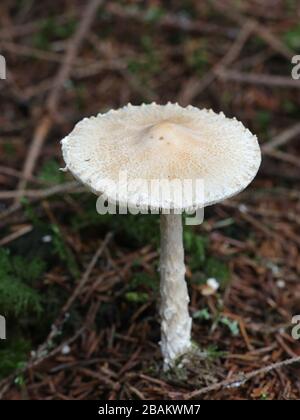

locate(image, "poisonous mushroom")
(61, 103), (261, 369)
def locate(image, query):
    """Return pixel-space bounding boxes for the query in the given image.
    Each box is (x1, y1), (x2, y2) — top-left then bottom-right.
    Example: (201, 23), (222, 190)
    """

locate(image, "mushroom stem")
(159, 213), (192, 369)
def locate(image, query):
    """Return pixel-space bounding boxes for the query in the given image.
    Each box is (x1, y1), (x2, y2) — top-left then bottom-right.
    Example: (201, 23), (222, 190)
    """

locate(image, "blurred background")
(0, 0), (300, 400)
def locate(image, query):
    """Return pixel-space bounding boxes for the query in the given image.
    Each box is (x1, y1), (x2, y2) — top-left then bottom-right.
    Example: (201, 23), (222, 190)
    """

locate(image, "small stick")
(106, 3), (235, 37)
(15, 0), (103, 202)
(0, 181), (81, 199)
(46, 0), (103, 116)
(0, 225), (33, 246)
(0, 233), (113, 399)
(0, 41), (63, 62)
(13, 115), (52, 203)
(0, 327), (84, 400)
(0, 181), (81, 223)
(0, 12), (79, 40)
(37, 232), (113, 357)
(212, 0), (293, 60)
(262, 123), (300, 152)
(216, 69), (300, 88)
(183, 355), (300, 399)
(264, 149), (300, 169)
(178, 20), (254, 104)
(0, 165), (46, 185)
(62, 232), (113, 313)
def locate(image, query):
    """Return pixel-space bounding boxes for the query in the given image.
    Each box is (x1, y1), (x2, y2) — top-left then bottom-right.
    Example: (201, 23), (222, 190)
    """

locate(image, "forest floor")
(0, 0), (300, 400)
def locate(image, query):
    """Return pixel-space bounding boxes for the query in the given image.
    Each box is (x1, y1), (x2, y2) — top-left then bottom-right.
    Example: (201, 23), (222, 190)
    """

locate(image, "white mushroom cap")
(61, 103), (261, 211)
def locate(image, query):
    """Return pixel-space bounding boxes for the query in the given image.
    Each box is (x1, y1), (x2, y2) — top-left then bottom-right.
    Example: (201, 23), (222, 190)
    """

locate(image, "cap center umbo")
(144, 121), (202, 149)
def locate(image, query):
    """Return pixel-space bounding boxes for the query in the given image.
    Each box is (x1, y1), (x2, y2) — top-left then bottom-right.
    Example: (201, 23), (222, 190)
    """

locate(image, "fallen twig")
(0, 232), (112, 400)
(0, 181), (82, 224)
(36, 232), (113, 357)
(0, 12), (79, 40)
(262, 122), (300, 152)
(15, 0), (103, 201)
(0, 181), (81, 200)
(0, 327), (85, 400)
(264, 149), (300, 169)
(182, 355), (300, 399)
(212, 0), (293, 60)
(0, 41), (64, 62)
(0, 225), (33, 246)
(216, 69), (300, 88)
(106, 3), (236, 37)
(178, 20), (254, 104)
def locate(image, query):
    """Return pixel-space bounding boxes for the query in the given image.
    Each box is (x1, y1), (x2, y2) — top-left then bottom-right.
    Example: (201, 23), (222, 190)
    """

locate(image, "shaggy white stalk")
(159, 213), (192, 369)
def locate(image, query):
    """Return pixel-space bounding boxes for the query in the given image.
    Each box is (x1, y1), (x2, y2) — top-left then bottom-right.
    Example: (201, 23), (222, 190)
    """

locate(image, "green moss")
(120, 214), (160, 247)
(130, 272), (158, 291)
(184, 230), (207, 270)
(0, 338), (30, 379)
(32, 17), (77, 50)
(204, 345), (227, 360)
(74, 84), (87, 112)
(282, 100), (298, 115)
(0, 249), (44, 317)
(3, 142), (16, 157)
(20, 197), (43, 228)
(51, 224), (80, 278)
(205, 257), (230, 288)
(186, 44), (209, 76)
(13, 255), (46, 285)
(255, 110), (272, 134)
(38, 159), (66, 184)
(71, 196), (160, 247)
(127, 36), (161, 83)
(125, 291), (149, 303)
(283, 24), (300, 51)
(144, 6), (166, 23)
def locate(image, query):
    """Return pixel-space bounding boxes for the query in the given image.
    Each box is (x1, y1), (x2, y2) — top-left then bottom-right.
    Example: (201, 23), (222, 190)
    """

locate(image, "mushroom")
(61, 103), (261, 369)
